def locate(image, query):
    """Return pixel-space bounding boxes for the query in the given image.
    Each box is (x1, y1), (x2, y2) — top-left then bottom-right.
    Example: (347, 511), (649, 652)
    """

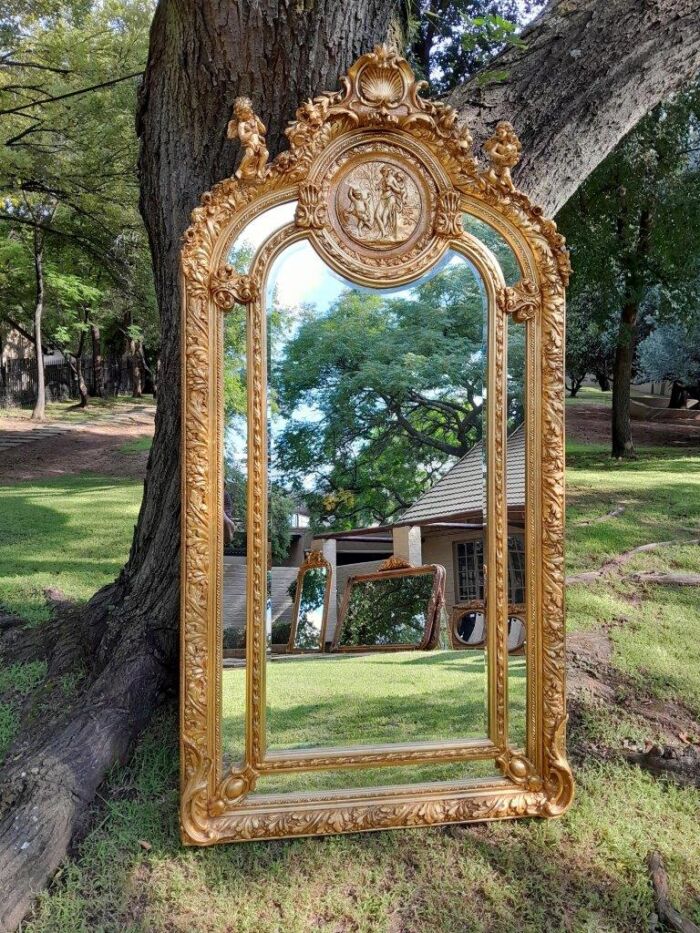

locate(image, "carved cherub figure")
(228, 96), (269, 182)
(345, 184), (374, 233)
(483, 121), (522, 192)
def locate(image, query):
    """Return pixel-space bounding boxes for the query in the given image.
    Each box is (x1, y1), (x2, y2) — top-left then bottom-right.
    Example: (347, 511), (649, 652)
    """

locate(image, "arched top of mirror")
(181, 45), (569, 310)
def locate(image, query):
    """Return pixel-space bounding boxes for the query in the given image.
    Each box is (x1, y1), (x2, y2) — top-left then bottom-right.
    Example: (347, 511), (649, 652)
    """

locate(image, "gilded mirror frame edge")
(180, 46), (571, 845)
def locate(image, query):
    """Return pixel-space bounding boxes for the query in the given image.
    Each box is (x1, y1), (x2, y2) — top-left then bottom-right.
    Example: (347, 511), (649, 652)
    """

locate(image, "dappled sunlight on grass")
(0, 475), (143, 622)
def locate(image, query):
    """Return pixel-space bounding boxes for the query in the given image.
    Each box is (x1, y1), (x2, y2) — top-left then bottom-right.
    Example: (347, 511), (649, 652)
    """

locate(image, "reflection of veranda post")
(228, 96), (269, 181)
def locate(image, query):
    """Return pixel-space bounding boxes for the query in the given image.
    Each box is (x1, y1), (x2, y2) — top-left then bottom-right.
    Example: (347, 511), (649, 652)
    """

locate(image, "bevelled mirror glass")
(180, 48), (570, 846)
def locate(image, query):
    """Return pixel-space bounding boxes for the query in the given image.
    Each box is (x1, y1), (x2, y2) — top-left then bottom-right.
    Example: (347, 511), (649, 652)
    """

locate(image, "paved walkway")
(0, 406), (155, 454)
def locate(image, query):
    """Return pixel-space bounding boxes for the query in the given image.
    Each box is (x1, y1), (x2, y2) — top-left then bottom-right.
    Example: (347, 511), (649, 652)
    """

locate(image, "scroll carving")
(498, 279), (541, 323)
(210, 265), (259, 309)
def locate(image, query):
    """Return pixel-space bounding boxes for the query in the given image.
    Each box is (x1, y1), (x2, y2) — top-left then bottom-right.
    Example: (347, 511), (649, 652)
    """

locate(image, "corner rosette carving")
(433, 191), (463, 238)
(210, 265), (259, 309)
(496, 749), (544, 792)
(498, 279), (540, 323)
(296, 182), (328, 230)
(211, 765), (259, 816)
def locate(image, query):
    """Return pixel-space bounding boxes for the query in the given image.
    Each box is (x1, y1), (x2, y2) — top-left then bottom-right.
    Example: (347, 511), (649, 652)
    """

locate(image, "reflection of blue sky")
(225, 231), (490, 492)
(227, 200), (297, 262)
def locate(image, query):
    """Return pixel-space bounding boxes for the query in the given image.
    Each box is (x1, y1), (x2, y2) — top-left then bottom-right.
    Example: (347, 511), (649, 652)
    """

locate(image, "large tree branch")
(448, 0), (700, 215)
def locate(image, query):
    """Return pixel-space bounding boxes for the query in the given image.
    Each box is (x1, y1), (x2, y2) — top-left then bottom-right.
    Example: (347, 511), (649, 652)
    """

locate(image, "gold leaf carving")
(482, 121), (522, 193)
(296, 182), (328, 229)
(498, 279), (541, 323)
(210, 266), (259, 309)
(433, 191), (463, 238)
(180, 45), (572, 845)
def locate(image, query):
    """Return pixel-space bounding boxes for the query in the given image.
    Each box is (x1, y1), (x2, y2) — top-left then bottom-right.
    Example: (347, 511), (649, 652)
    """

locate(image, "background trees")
(0, 0), (157, 413)
(559, 85), (700, 455)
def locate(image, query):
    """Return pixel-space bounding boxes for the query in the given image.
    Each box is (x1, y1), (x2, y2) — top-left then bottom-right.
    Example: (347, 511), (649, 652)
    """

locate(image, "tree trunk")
(30, 226), (46, 421)
(611, 301), (638, 458)
(91, 323), (105, 397)
(2, 1), (700, 927)
(595, 370), (610, 392)
(130, 337), (143, 398)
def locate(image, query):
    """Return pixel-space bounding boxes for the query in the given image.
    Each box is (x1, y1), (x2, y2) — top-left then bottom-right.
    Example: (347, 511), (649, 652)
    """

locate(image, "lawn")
(223, 651), (527, 791)
(1, 442), (698, 931)
(0, 396), (155, 424)
(0, 475), (143, 624)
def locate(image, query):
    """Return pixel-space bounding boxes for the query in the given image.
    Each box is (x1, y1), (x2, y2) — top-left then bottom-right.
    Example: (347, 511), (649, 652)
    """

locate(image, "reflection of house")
(223, 431), (526, 648)
(311, 430), (526, 643)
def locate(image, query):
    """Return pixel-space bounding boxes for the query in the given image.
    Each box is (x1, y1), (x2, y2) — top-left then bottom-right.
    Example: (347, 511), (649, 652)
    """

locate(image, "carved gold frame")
(180, 46), (572, 844)
(286, 550), (333, 653)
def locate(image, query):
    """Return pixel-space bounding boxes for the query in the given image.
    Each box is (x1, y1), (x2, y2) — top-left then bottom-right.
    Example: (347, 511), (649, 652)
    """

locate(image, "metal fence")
(0, 356), (137, 407)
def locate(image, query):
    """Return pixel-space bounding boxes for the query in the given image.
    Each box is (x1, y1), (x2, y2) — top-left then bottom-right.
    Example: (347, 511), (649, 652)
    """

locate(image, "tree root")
(0, 581), (175, 931)
(572, 505), (625, 526)
(625, 745), (700, 789)
(566, 539), (700, 585)
(647, 851), (700, 933)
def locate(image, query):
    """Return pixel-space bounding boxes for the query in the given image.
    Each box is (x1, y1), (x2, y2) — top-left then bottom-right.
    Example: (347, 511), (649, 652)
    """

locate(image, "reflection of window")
(455, 535), (525, 604)
(507, 534), (525, 604)
(456, 539), (484, 601)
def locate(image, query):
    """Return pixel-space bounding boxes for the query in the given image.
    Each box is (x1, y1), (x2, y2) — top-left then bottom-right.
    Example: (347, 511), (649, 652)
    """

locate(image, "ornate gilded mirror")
(287, 550), (332, 652)
(181, 47), (571, 844)
(332, 559), (445, 652)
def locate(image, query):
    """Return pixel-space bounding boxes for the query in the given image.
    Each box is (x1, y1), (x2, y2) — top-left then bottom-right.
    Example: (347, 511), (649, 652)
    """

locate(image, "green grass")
(565, 385), (612, 406)
(223, 652), (526, 791)
(0, 660), (47, 762)
(0, 396), (155, 423)
(118, 436), (152, 454)
(2, 441), (699, 931)
(0, 475), (143, 623)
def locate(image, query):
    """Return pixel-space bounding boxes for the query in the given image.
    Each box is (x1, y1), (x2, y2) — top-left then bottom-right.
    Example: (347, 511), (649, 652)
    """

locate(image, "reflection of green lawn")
(222, 650), (526, 792)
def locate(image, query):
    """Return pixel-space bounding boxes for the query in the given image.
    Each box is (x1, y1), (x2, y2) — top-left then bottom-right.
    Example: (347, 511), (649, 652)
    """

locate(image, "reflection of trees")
(274, 262), (499, 529)
(338, 574), (435, 647)
(225, 463), (294, 563)
(293, 568), (328, 649)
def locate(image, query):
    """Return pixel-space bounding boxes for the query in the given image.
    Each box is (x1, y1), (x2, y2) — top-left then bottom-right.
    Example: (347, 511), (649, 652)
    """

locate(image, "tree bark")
(447, 0), (700, 216)
(2, 1), (700, 928)
(30, 225), (46, 421)
(91, 323), (105, 397)
(611, 301), (638, 457)
(130, 337), (143, 398)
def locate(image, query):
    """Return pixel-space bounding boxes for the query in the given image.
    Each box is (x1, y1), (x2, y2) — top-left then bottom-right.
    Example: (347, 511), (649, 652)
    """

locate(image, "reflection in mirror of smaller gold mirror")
(250, 759), (502, 795)
(226, 200), (297, 271)
(462, 213), (521, 286)
(334, 567), (441, 650)
(506, 314), (527, 751)
(291, 564), (330, 651)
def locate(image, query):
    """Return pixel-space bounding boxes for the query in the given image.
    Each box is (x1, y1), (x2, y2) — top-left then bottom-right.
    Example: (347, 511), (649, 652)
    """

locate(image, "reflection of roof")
(393, 427), (525, 527)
